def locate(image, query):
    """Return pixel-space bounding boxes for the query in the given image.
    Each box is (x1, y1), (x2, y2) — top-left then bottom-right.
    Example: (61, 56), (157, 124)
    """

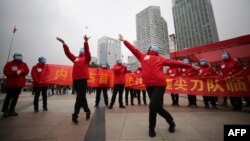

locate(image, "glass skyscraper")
(136, 6), (170, 56)
(172, 0), (219, 50)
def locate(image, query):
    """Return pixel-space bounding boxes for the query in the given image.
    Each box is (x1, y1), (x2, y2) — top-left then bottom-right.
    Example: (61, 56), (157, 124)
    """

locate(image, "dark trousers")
(171, 93), (179, 105)
(109, 84), (124, 107)
(33, 86), (48, 110)
(230, 97), (243, 110)
(95, 87), (109, 106)
(2, 87), (22, 113)
(146, 86), (174, 129)
(135, 90), (147, 104)
(203, 96), (217, 107)
(125, 88), (134, 105)
(73, 79), (90, 115)
(188, 95), (197, 106)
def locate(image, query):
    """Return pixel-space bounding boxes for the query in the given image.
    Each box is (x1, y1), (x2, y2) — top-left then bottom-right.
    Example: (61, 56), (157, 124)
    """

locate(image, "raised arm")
(56, 37), (76, 62)
(83, 35), (91, 63)
(119, 34), (144, 62)
(163, 58), (192, 68)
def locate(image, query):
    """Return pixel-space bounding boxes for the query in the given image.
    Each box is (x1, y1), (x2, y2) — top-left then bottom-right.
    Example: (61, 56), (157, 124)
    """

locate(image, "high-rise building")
(136, 6), (170, 56)
(97, 36), (121, 68)
(169, 34), (177, 53)
(172, 0), (219, 50)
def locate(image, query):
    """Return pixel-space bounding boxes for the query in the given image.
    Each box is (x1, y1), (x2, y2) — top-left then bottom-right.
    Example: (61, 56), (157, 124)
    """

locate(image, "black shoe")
(72, 114), (78, 125)
(9, 111), (18, 116)
(119, 105), (126, 108)
(169, 121), (176, 133)
(131, 103), (134, 106)
(108, 106), (113, 109)
(2, 112), (9, 119)
(43, 108), (48, 111)
(86, 112), (91, 120)
(205, 105), (209, 108)
(34, 109), (39, 112)
(144, 103), (147, 105)
(125, 103), (128, 106)
(149, 128), (156, 137)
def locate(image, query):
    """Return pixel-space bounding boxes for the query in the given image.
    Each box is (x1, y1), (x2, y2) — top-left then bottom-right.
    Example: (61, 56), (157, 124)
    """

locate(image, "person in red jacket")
(119, 34), (192, 137)
(134, 66), (147, 105)
(108, 59), (127, 109)
(95, 63), (109, 107)
(166, 67), (180, 106)
(31, 57), (49, 112)
(198, 58), (218, 109)
(2, 53), (29, 118)
(57, 35), (91, 124)
(125, 65), (135, 106)
(180, 58), (199, 108)
(218, 52), (243, 111)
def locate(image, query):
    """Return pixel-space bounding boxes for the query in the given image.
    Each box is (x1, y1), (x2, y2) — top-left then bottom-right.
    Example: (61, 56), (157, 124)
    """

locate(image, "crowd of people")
(1, 34), (249, 138)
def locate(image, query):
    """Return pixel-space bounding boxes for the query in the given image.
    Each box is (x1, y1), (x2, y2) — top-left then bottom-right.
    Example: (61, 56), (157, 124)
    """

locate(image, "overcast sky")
(1, 0), (250, 76)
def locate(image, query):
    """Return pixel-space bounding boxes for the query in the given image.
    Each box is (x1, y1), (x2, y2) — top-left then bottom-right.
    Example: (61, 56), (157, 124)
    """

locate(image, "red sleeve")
(21, 63), (29, 76)
(31, 65), (39, 83)
(124, 40), (144, 62)
(84, 42), (91, 63)
(63, 44), (76, 62)
(162, 58), (192, 68)
(3, 62), (17, 77)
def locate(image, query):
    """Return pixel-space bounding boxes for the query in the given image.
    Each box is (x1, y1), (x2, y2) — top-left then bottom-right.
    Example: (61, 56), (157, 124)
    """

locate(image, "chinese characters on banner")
(40, 64), (250, 96)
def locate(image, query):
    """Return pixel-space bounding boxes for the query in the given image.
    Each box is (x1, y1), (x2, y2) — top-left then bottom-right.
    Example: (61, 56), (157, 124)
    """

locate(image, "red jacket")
(31, 63), (48, 87)
(3, 60), (29, 88)
(180, 67), (198, 76)
(218, 58), (243, 76)
(123, 41), (191, 86)
(198, 65), (216, 77)
(113, 63), (127, 84)
(63, 42), (91, 79)
(166, 68), (180, 77)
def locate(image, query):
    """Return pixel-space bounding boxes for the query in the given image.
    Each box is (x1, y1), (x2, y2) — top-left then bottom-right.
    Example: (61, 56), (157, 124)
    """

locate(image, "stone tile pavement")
(0, 91), (249, 141)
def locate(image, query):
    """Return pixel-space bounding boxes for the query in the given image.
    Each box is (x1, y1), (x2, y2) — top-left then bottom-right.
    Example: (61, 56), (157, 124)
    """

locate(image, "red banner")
(40, 64), (250, 96)
(40, 64), (72, 85)
(165, 71), (250, 96)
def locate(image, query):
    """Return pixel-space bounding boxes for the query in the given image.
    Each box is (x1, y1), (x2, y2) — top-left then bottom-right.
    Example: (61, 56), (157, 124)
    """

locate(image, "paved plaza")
(0, 91), (250, 141)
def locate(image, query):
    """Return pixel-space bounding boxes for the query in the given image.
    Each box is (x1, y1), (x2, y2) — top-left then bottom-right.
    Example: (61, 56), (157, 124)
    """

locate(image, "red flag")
(13, 26), (17, 33)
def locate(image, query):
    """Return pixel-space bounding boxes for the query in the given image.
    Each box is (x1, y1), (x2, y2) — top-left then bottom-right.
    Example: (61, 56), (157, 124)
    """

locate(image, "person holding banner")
(95, 63), (109, 107)
(218, 52), (243, 111)
(134, 66), (147, 105)
(125, 65), (135, 106)
(2, 53), (29, 118)
(108, 59), (127, 109)
(198, 58), (218, 109)
(56, 35), (91, 124)
(119, 34), (192, 137)
(166, 67), (180, 107)
(31, 57), (49, 112)
(180, 58), (199, 108)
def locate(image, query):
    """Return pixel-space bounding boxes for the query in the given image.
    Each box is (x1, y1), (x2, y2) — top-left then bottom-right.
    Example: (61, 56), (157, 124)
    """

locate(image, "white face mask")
(79, 48), (84, 54)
